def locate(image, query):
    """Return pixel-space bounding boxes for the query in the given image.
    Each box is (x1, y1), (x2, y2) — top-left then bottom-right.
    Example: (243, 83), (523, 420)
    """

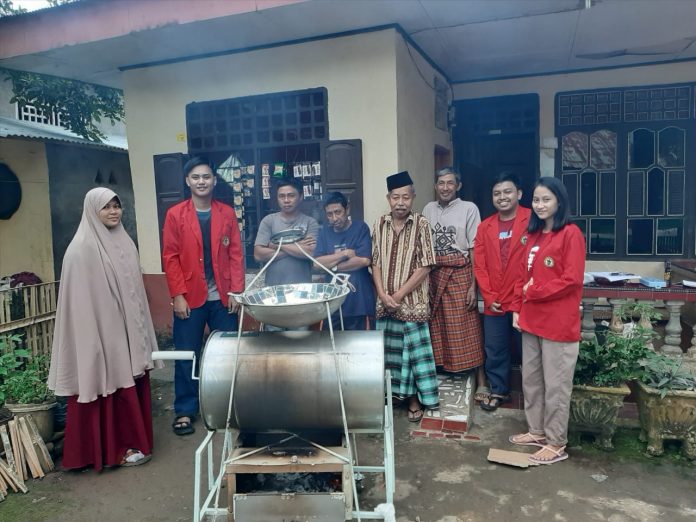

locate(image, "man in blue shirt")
(314, 192), (375, 330)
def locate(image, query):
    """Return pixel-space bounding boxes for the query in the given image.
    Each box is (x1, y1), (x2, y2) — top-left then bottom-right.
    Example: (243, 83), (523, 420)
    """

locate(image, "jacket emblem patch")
(544, 256), (555, 267)
(222, 236), (230, 247)
(521, 235), (528, 245)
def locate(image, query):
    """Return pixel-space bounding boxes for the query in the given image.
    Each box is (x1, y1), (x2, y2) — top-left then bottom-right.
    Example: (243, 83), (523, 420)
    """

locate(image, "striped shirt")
(372, 212), (436, 322)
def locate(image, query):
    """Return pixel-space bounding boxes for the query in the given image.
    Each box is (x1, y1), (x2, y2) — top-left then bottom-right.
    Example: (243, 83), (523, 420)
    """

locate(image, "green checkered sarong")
(377, 318), (439, 408)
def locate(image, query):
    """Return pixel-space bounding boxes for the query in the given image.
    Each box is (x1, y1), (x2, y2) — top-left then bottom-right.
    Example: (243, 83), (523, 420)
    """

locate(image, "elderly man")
(314, 191), (375, 330)
(423, 167), (487, 400)
(372, 171), (439, 423)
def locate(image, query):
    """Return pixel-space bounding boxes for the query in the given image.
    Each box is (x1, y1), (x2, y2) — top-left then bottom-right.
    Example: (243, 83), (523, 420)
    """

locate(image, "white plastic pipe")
(152, 351), (195, 361)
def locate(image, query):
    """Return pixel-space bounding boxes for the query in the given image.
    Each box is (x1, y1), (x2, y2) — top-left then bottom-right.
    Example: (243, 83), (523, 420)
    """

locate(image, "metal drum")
(199, 330), (385, 431)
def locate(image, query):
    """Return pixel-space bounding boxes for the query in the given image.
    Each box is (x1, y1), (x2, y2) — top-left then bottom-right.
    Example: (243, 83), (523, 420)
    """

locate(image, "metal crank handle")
(151, 351), (200, 380)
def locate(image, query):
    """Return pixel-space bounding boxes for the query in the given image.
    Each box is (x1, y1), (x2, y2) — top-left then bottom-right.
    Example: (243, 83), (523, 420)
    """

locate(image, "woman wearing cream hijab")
(49, 187), (162, 470)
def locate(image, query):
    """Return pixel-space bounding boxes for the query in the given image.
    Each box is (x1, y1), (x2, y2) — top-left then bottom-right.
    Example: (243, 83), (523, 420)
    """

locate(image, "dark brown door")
(320, 139), (363, 221)
(153, 153), (187, 263)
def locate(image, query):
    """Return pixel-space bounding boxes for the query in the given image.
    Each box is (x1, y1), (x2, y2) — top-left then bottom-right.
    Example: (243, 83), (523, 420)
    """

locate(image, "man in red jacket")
(473, 172), (531, 411)
(162, 157), (244, 435)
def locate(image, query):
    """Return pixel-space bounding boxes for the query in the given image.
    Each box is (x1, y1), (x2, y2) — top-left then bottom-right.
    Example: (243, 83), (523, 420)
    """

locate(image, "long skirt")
(378, 318), (439, 408)
(62, 373), (153, 471)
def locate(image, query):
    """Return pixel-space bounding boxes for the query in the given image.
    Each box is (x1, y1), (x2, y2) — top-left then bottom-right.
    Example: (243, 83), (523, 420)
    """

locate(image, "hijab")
(48, 187), (162, 403)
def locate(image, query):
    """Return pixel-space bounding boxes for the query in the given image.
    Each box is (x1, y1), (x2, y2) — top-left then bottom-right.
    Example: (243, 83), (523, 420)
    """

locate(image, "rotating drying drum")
(199, 330), (385, 431)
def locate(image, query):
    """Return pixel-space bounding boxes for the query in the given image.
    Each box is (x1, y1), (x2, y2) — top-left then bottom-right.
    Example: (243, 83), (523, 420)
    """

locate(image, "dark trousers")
(483, 312), (520, 396)
(173, 300), (238, 417)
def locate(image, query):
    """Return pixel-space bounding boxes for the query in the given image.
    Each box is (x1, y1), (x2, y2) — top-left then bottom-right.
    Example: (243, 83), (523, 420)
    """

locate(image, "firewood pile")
(0, 414), (54, 501)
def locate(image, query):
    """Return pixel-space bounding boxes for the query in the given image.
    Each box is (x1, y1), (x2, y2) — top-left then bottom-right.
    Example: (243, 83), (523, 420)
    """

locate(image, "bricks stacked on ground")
(410, 373), (479, 440)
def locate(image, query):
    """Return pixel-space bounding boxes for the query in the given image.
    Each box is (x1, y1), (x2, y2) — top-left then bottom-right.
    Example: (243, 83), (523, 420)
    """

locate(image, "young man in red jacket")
(473, 172), (531, 411)
(162, 157), (244, 435)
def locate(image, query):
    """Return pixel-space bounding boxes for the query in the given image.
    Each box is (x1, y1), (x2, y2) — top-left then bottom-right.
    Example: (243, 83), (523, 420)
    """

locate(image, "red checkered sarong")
(429, 255), (484, 372)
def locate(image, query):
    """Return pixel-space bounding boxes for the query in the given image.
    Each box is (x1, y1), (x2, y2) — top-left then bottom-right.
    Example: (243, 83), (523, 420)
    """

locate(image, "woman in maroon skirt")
(48, 187), (162, 470)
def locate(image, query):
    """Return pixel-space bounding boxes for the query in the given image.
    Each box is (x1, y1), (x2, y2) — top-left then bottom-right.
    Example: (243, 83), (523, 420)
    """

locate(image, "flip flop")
(474, 386), (490, 402)
(528, 445), (568, 465)
(509, 432), (547, 447)
(172, 416), (195, 436)
(480, 393), (510, 412)
(121, 449), (152, 467)
(407, 407), (424, 423)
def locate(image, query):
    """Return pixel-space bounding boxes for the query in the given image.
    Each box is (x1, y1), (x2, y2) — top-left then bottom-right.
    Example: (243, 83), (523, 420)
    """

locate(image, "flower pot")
(5, 400), (57, 442)
(634, 381), (696, 459)
(569, 384), (630, 450)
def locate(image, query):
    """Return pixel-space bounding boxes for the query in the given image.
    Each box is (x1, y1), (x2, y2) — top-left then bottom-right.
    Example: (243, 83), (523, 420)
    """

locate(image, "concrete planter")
(5, 400), (57, 442)
(569, 384), (630, 450)
(634, 381), (696, 459)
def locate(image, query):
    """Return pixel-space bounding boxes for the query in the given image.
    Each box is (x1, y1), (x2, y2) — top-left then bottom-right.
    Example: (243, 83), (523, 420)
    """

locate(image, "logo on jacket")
(521, 235), (528, 245)
(222, 236), (230, 247)
(544, 256), (555, 267)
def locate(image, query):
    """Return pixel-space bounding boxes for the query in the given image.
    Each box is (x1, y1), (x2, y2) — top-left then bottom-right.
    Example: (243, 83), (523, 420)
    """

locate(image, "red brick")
(410, 430), (428, 437)
(463, 435), (481, 441)
(428, 432), (445, 438)
(445, 434), (463, 440)
(442, 419), (468, 433)
(420, 417), (444, 431)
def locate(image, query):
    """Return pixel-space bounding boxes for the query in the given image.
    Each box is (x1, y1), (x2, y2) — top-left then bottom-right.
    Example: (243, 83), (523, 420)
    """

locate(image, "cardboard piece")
(487, 448), (540, 468)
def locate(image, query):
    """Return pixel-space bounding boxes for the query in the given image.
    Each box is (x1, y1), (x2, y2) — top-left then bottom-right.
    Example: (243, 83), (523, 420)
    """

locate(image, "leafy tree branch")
(1, 68), (125, 142)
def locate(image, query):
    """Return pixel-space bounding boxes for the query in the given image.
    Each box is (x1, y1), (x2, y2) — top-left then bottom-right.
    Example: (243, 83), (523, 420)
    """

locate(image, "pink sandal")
(508, 432), (547, 447)
(528, 445), (568, 465)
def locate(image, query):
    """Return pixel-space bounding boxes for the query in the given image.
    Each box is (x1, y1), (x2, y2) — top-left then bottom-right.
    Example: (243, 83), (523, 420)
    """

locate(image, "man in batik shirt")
(372, 171), (438, 423)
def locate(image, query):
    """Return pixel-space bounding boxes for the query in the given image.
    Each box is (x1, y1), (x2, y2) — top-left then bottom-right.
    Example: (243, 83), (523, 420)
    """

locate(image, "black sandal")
(172, 416), (195, 436)
(480, 394), (510, 412)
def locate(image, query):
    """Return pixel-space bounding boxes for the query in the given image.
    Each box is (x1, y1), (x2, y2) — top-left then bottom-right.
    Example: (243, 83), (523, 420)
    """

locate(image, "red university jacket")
(474, 206), (531, 315)
(162, 199), (244, 309)
(516, 224), (586, 342)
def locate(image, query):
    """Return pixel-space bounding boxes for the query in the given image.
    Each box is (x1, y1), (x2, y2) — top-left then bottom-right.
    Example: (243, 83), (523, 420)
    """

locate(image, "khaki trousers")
(521, 333), (579, 446)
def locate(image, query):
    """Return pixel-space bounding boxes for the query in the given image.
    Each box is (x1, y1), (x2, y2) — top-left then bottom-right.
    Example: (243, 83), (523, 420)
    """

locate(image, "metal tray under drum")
(232, 283), (350, 328)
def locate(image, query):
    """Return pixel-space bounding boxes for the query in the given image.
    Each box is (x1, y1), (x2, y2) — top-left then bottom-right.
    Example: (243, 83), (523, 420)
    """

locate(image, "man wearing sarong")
(372, 171), (439, 423)
(423, 167), (487, 399)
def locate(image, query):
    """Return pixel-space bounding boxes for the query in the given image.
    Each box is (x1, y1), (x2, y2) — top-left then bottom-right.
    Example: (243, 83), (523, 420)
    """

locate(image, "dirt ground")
(3, 366), (696, 522)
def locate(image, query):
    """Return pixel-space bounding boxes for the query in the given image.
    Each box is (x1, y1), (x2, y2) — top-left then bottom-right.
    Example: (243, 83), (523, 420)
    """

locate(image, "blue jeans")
(173, 300), (238, 418)
(483, 312), (520, 396)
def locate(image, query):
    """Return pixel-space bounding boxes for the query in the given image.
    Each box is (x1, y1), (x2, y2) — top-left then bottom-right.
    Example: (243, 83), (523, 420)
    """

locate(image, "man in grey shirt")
(254, 178), (319, 286)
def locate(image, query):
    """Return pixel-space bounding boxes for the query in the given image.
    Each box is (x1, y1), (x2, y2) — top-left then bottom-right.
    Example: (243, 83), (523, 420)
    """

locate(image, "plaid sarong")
(429, 255), (484, 372)
(378, 318), (439, 408)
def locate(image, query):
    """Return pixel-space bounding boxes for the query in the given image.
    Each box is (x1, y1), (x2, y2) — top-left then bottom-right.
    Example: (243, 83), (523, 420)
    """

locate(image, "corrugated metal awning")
(0, 116), (128, 151)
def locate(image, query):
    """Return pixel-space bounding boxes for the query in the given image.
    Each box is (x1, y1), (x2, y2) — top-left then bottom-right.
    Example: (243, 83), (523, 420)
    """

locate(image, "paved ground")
(3, 366), (696, 522)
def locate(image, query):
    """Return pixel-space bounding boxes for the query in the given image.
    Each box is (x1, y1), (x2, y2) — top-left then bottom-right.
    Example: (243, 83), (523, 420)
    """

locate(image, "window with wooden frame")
(556, 84), (695, 259)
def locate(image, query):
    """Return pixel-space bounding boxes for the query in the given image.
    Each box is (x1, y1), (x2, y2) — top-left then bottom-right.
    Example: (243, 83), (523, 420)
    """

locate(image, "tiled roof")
(0, 116), (127, 151)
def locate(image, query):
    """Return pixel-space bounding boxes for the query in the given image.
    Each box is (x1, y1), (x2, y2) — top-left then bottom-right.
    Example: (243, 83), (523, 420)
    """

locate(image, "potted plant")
(569, 304), (654, 450)
(634, 351), (696, 459)
(0, 334), (56, 442)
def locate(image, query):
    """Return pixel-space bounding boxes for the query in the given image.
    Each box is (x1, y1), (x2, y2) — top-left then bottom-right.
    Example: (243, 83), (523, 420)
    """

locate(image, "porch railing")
(0, 281), (59, 357)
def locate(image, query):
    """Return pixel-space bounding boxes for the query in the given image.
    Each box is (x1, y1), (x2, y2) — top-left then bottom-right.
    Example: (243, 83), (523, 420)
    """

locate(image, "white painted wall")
(0, 139), (54, 281)
(123, 29), (401, 273)
(453, 62), (696, 277)
(394, 35), (452, 214)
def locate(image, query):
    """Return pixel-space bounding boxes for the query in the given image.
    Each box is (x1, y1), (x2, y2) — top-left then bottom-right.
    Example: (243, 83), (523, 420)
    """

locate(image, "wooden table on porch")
(582, 283), (696, 359)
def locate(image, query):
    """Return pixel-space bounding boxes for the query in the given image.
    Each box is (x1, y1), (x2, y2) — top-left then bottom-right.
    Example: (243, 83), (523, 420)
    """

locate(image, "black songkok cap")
(386, 171), (413, 191)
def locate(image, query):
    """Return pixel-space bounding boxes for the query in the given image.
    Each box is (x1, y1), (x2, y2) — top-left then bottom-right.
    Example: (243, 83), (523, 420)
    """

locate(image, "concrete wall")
(0, 138), (54, 281)
(395, 35), (452, 213)
(123, 29), (401, 273)
(453, 61), (696, 277)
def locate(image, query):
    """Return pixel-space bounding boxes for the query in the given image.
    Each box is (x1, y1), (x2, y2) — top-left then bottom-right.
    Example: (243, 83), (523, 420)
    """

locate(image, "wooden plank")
(18, 418), (43, 479)
(24, 415), (54, 472)
(487, 448), (540, 468)
(0, 425), (15, 472)
(0, 457), (27, 493)
(8, 420), (25, 481)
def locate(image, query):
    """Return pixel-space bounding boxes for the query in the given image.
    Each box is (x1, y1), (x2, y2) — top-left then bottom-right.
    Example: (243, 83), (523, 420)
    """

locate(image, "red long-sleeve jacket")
(162, 199), (244, 308)
(516, 224), (586, 342)
(474, 206), (531, 315)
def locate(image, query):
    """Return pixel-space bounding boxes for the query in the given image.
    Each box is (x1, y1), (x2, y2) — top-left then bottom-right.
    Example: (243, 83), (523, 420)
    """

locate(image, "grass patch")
(574, 428), (696, 467)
